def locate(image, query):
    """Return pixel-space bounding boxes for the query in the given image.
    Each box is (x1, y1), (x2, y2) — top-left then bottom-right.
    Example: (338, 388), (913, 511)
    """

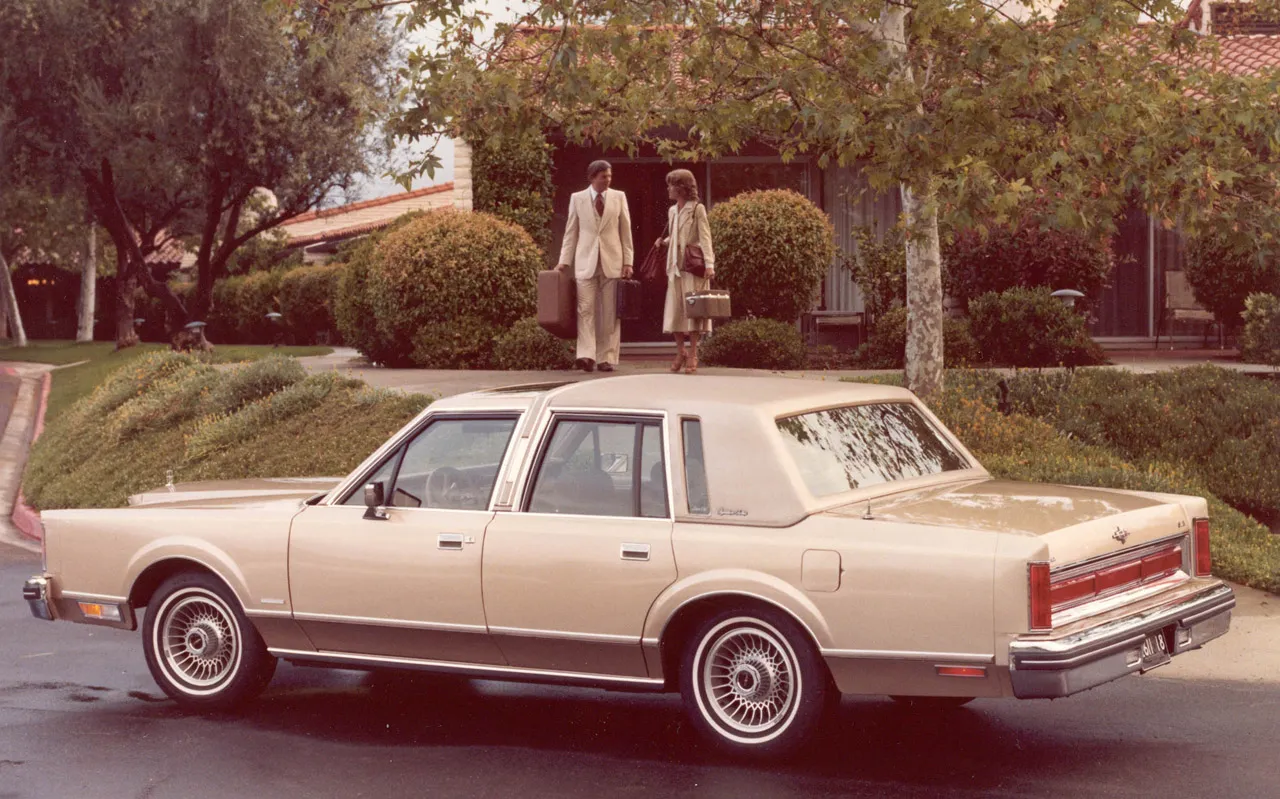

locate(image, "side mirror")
(363, 481), (388, 521)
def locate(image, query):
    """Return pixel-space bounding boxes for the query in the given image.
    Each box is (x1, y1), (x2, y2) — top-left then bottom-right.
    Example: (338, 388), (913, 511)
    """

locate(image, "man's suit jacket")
(558, 188), (634, 280)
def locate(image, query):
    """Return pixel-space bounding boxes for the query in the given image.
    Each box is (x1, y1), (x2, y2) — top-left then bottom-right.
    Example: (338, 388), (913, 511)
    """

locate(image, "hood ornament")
(1112, 526), (1130, 545)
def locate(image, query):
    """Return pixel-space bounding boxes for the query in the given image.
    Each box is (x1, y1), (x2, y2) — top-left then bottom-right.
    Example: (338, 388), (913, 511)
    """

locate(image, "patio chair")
(1154, 271), (1221, 349)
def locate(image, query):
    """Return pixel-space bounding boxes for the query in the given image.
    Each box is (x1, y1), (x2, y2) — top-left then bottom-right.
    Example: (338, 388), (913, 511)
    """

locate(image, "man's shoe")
(575, 358), (595, 373)
(597, 362), (615, 373)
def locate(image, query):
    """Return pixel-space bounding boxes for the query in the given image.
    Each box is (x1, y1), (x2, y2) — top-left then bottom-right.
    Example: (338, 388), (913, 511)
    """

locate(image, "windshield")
(776, 402), (969, 497)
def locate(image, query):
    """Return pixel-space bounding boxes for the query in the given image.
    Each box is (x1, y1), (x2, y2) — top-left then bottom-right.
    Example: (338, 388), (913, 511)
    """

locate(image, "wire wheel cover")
(701, 624), (798, 736)
(160, 592), (240, 689)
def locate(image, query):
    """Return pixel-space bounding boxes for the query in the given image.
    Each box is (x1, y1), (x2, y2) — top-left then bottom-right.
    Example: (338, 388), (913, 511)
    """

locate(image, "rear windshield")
(776, 403), (969, 497)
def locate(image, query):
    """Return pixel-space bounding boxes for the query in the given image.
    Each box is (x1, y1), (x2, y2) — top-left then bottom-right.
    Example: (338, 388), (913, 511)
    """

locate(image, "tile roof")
(282, 183), (454, 225)
(1204, 34), (1280, 75)
(287, 218), (404, 249)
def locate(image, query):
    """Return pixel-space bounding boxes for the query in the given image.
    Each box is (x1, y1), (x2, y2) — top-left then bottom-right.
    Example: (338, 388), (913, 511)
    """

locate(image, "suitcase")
(685, 290), (732, 320)
(616, 279), (643, 322)
(537, 269), (577, 339)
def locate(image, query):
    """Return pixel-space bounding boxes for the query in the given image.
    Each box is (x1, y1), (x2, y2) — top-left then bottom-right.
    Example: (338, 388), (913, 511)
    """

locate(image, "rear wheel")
(142, 572), (276, 710)
(679, 607), (831, 759)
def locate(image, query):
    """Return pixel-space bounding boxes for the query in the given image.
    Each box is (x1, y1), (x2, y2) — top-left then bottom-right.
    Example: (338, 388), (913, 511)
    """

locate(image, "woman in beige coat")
(659, 169), (715, 374)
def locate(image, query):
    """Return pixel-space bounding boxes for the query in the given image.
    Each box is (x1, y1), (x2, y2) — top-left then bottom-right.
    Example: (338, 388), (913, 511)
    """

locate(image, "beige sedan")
(24, 375), (1235, 757)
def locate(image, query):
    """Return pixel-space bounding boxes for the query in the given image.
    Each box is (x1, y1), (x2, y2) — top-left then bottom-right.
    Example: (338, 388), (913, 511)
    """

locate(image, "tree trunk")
(876, 0), (945, 399)
(77, 224), (97, 342)
(0, 251), (28, 347)
(0, 281), (8, 341)
(902, 186), (945, 399)
(114, 267), (139, 350)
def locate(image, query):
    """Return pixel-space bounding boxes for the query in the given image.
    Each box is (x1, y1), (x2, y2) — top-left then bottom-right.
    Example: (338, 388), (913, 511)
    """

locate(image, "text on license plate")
(1139, 630), (1171, 672)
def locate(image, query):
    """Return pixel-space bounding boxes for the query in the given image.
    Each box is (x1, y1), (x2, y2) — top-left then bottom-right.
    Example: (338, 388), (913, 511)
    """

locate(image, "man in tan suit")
(556, 160), (634, 372)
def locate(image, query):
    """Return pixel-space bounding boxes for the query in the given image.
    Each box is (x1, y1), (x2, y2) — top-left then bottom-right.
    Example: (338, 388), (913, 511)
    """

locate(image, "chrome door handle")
(438, 534), (466, 550)
(620, 543), (651, 562)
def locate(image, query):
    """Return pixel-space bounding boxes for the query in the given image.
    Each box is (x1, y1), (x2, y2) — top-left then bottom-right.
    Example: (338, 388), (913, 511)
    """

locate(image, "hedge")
(709, 190), (835, 322)
(943, 223), (1114, 308)
(702, 318), (807, 370)
(852, 306), (980, 369)
(968, 287), (1107, 367)
(279, 263), (345, 345)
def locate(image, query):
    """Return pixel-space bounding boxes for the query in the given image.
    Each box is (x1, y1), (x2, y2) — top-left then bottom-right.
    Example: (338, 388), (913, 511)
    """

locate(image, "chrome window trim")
(324, 408), (527, 509)
(513, 408), (674, 522)
(268, 648), (665, 689)
(291, 612), (488, 634)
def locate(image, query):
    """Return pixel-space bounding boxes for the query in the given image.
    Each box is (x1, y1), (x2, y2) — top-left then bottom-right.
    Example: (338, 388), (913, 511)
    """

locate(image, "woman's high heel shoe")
(670, 352), (687, 373)
(684, 354), (698, 374)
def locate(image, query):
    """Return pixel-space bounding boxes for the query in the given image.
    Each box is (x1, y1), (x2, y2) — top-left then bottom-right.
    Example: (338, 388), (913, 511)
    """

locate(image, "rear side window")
(681, 419), (710, 515)
(777, 403), (968, 497)
(527, 417), (667, 518)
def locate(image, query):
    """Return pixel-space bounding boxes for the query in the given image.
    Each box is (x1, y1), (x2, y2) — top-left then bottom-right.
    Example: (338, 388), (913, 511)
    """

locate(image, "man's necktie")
(594, 192), (605, 217)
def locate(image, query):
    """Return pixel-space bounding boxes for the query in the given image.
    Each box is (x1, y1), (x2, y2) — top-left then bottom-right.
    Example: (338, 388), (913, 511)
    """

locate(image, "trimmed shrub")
(1240, 292), (1280, 365)
(470, 130), (555, 249)
(280, 263), (345, 344)
(332, 213), (426, 365)
(409, 316), (503, 370)
(368, 209), (541, 367)
(968, 287), (1107, 367)
(77, 351), (198, 420)
(852, 307), (980, 369)
(942, 223), (1114, 307)
(702, 318), (806, 370)
(1184, 234), (1280, 330)
(492, 317), (574, 370)
(208, 270), (284, 344)
(709, 190), (835, 322)
(105, 364), (222, 442)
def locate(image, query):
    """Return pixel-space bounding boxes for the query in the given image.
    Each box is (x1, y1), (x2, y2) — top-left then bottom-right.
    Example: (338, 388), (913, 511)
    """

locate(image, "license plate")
(1139, 630), (1171, 672)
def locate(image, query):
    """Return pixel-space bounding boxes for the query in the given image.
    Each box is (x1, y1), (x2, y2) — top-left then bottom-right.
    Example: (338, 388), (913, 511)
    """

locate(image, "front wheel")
(142, 572), (276, 710)
(679, 608), (831, 759)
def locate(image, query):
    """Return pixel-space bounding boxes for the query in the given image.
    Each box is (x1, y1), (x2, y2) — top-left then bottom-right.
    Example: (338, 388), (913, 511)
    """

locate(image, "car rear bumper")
(1009, 579), (1234, 699)
(23, 575), (55, 621)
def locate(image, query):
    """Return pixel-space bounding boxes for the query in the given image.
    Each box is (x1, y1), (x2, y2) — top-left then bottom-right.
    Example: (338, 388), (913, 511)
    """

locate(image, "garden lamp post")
(266, 312), (284, 348)
(1050, 289), (1086, 310)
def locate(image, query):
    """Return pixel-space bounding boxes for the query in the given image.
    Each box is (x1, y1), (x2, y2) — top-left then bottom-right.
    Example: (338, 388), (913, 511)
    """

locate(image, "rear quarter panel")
(42, 505), (298, 612)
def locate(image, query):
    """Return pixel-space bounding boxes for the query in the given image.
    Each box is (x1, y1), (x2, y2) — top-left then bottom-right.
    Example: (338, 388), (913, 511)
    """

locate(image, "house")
(452, 3), (1280, 348)
(278, 183), (457, 262)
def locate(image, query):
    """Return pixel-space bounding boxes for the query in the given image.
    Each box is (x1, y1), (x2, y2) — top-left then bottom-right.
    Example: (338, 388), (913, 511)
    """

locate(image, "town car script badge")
(1112, 526), (1130, 545)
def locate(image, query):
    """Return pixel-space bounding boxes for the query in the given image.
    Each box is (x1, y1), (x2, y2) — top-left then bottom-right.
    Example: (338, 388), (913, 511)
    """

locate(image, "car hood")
(127, 477), (344, 509)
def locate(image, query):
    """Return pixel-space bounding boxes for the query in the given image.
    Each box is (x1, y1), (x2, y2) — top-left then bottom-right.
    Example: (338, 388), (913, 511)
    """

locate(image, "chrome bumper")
(1009, 580), (1235, 699)
(23, 575), (55, 622)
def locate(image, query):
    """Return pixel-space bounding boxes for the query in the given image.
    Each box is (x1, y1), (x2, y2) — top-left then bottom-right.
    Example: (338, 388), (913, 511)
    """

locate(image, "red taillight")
(1029, 562), (1052, 631)
(1194, 518), (1212, 576)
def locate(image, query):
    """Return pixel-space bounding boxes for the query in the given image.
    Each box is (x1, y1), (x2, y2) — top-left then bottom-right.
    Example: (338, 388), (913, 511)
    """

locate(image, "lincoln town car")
(24, 375), (1235, 757)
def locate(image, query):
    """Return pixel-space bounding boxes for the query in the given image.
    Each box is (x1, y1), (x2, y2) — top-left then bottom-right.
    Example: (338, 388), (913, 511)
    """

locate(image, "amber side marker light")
(936, 666), (987, 678)
(1194, 517), (1212, 577)
(78, 602), (122, 622)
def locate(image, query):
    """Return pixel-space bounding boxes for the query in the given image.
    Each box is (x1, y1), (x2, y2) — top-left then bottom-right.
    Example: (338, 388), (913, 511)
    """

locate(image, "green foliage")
(702, 318), (806, 370)
(853, 307), (980, 369)
(942, 223), (1114, 307)
(1184, 235), (1280, 329)
(409, 316), (502, 369)
(1000, 366), (1280, 526)
(332, 214), (422, 364)
(708, 190), (835, 322)
(846, 227), (906, 323)
(24, 359), (430, 511)
(209, 356), (307, 412)
(279, 263), (345, 344)
(470, 130), (555, 249)
(367, 210), (541, 366)
(226, 228), (300, 275)
(492, 317), (574, 370)
(1240, 293), (1280, 365)
(208, 270), (284, 344)
(968, 287), (1107, 367)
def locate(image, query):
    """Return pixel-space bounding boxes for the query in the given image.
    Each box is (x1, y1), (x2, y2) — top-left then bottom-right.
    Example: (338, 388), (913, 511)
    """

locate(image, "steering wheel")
(425, 467), (466, 508)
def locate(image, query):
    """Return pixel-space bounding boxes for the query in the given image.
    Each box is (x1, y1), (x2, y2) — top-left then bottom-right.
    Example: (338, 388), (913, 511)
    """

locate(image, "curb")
(10, 371), (51, 543)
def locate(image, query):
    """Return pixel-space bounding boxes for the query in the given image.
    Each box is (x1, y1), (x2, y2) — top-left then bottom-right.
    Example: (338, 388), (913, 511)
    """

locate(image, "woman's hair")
(666, 169), (699, 202)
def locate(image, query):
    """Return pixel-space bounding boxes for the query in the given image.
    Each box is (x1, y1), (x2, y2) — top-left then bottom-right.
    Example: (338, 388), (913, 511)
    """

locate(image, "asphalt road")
(2, 545), (1278, 799)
